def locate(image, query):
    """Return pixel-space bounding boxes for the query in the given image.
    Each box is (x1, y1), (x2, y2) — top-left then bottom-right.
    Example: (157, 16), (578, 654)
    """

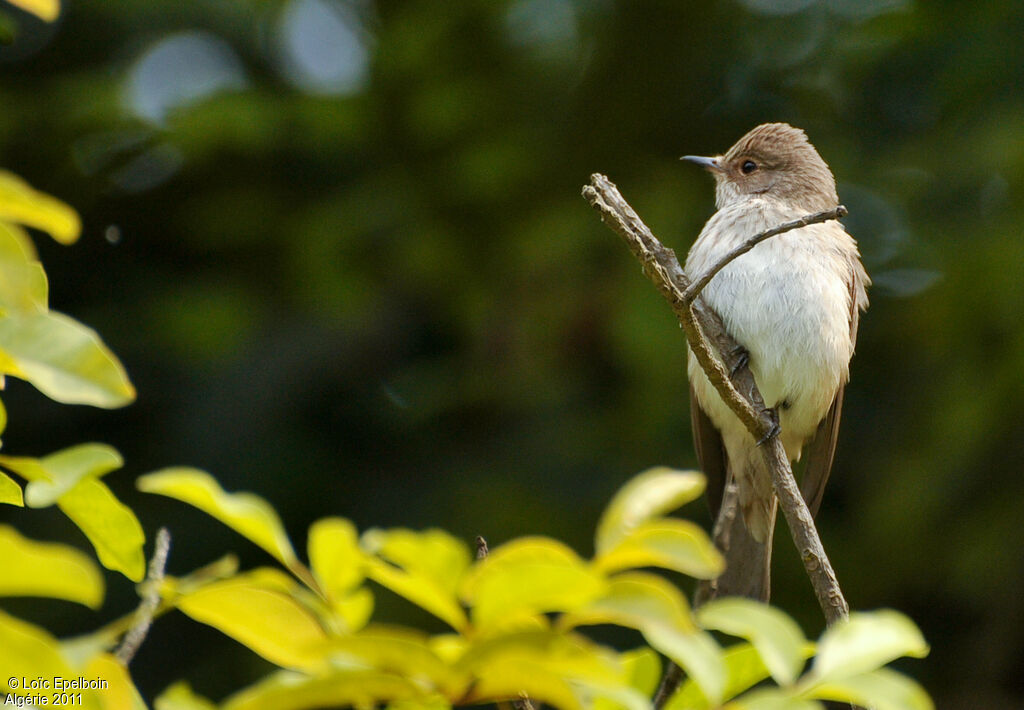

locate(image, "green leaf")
(573, 680), (650, 710)
(365, 556), (469, 632)
(328, 625), (466, 695)
(0, 609), (75, 695)
(563, 572), (725, 704)
(176, 568), (329, 670)
(802, 668), (934, 710)
(84, 652), (148, 710)
(0, 469), (22, 506)
(810, 610), (929, 682)
(697, 598), (807, 685)
(138, 468), (299, 568)
(0, 443), (123, 508)
(333, 587), (374, 633)
(360, 528), (472, 633)
(363, 527), (472, 598)
(3, 451), (146, 580)
(461, 537), (607, 632)
(0, 170), (79, 242)
(223, 669), (429, 710)
(0, 524), (104, 608)
(457, 630), (622, 710)
(0, 311), (135, 408)
(0, 221), (48, 314)
(728, 688), (824, 710)
(57, 477), (147, 581)
(308, 517), (365, 599)
(594, 519), (724, 579)
(596, 467), (706, 554)
(593, 647), (661, 710)
(387, 695), (452, 710)
(155, 681), (218, 710)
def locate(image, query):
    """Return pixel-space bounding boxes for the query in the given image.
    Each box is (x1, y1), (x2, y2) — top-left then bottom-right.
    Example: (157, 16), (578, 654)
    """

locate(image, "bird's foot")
(728, 344), (750, 377)
(756, 408), (781, 447)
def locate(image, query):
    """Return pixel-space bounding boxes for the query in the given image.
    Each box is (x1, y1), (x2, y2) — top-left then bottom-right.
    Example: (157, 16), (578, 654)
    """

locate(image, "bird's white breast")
(685, 197), (857, 450)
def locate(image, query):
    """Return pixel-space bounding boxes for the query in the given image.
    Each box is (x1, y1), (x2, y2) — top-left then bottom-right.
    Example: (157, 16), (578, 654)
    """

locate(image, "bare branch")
(116, 527), (171, 666)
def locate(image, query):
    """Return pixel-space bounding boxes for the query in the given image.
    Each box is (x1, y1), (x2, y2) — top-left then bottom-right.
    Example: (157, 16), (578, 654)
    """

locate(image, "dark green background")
(2, 0), (1022, 706)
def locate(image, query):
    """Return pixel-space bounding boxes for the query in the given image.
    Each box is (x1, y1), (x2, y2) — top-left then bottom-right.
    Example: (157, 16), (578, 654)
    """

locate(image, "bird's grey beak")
(681, 155), (722, 172)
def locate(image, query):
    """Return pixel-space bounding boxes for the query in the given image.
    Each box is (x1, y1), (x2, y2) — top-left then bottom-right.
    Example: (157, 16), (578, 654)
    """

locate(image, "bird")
(682, 123), (869, 600)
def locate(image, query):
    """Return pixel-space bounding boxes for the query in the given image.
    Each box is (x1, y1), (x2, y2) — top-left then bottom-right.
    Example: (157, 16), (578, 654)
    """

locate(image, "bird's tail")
(710, 485), (776, 601)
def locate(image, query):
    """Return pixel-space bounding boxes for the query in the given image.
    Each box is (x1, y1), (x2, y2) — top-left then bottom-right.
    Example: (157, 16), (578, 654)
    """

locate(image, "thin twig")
(682, 206), (847, 304)
(583, 174), (851, 704)
(116, 527), (171, 665)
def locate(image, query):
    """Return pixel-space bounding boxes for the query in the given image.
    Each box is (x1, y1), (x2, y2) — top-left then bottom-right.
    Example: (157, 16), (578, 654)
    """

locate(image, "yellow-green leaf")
(564, 572), (724, 703)
(0, 170), (79, 241)
(669, 642), (818, 710)
(0, 310), (135, 408)
(0, 470), (23, 506)
(328, 625), (466, 695)
(58, 477), (146, 581)
(308, 517), (364, 600)
(697, 598), (807, 685)
(223, 669), (428, 710)
(461, 537), (607, 632)
(810, 610), (929, 682)
(0, 524), (104, 608)
(596, 467), (706, 554)
(387, 695), (452, 710)
(363, 527), (472, 597)
(0, 221), (48, 314)
(6, 453), (145, 580)
(176, 568), (329, 670)
(0, 609), (75, 695)
(729, 688), (823, 710)
(0, 443), (124, 508)
(365, 556), (469, 632)
(594, 647), (661, 710)
(85, 652), (148, 710)
(458, 630), (622, 710)
(801, 668), (933, 710)
(595, 518), (724, 579)
(155, 681), (218, 710)
(332, 586), (374, 633)
(138, 468), (298, 568)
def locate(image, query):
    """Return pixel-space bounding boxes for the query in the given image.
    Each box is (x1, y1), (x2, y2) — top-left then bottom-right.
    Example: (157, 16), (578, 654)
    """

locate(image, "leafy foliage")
(129, 465), (931, 710)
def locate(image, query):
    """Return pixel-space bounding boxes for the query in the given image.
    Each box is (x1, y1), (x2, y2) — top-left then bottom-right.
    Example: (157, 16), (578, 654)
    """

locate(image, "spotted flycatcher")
(683, 123), (869, 600)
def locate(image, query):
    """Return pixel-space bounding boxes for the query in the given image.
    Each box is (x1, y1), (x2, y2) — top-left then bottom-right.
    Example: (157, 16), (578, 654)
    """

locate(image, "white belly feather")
(685, 197), (856, 457)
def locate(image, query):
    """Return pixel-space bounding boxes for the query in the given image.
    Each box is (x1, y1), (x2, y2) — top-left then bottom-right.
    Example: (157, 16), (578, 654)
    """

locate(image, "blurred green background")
(1, 0), (1022, 706)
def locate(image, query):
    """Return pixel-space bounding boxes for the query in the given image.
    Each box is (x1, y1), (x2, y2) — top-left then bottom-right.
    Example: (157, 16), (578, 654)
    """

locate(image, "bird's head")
(683, 123), (838, 212)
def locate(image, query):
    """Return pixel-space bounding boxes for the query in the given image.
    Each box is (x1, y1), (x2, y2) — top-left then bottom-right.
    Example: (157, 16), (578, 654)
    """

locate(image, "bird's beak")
(681, 155), (723, 172)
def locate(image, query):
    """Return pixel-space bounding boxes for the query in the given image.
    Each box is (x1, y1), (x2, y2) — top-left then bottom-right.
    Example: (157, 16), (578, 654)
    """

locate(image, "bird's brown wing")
(800, 387), (844, 516)
(691, 383), (727, 518)
(800, 257), (867, 516)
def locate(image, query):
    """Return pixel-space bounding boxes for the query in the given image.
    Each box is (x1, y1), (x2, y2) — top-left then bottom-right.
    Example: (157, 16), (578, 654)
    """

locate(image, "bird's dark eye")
(741, 160), (757, 174)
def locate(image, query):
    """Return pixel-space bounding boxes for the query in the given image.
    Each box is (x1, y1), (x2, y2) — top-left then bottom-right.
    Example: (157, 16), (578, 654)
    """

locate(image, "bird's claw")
(756, 409), (781, 447)
(729, 344), (750, 377)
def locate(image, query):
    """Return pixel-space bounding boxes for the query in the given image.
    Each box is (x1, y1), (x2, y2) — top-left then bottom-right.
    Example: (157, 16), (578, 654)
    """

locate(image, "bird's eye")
(741, 160), (757, 174)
